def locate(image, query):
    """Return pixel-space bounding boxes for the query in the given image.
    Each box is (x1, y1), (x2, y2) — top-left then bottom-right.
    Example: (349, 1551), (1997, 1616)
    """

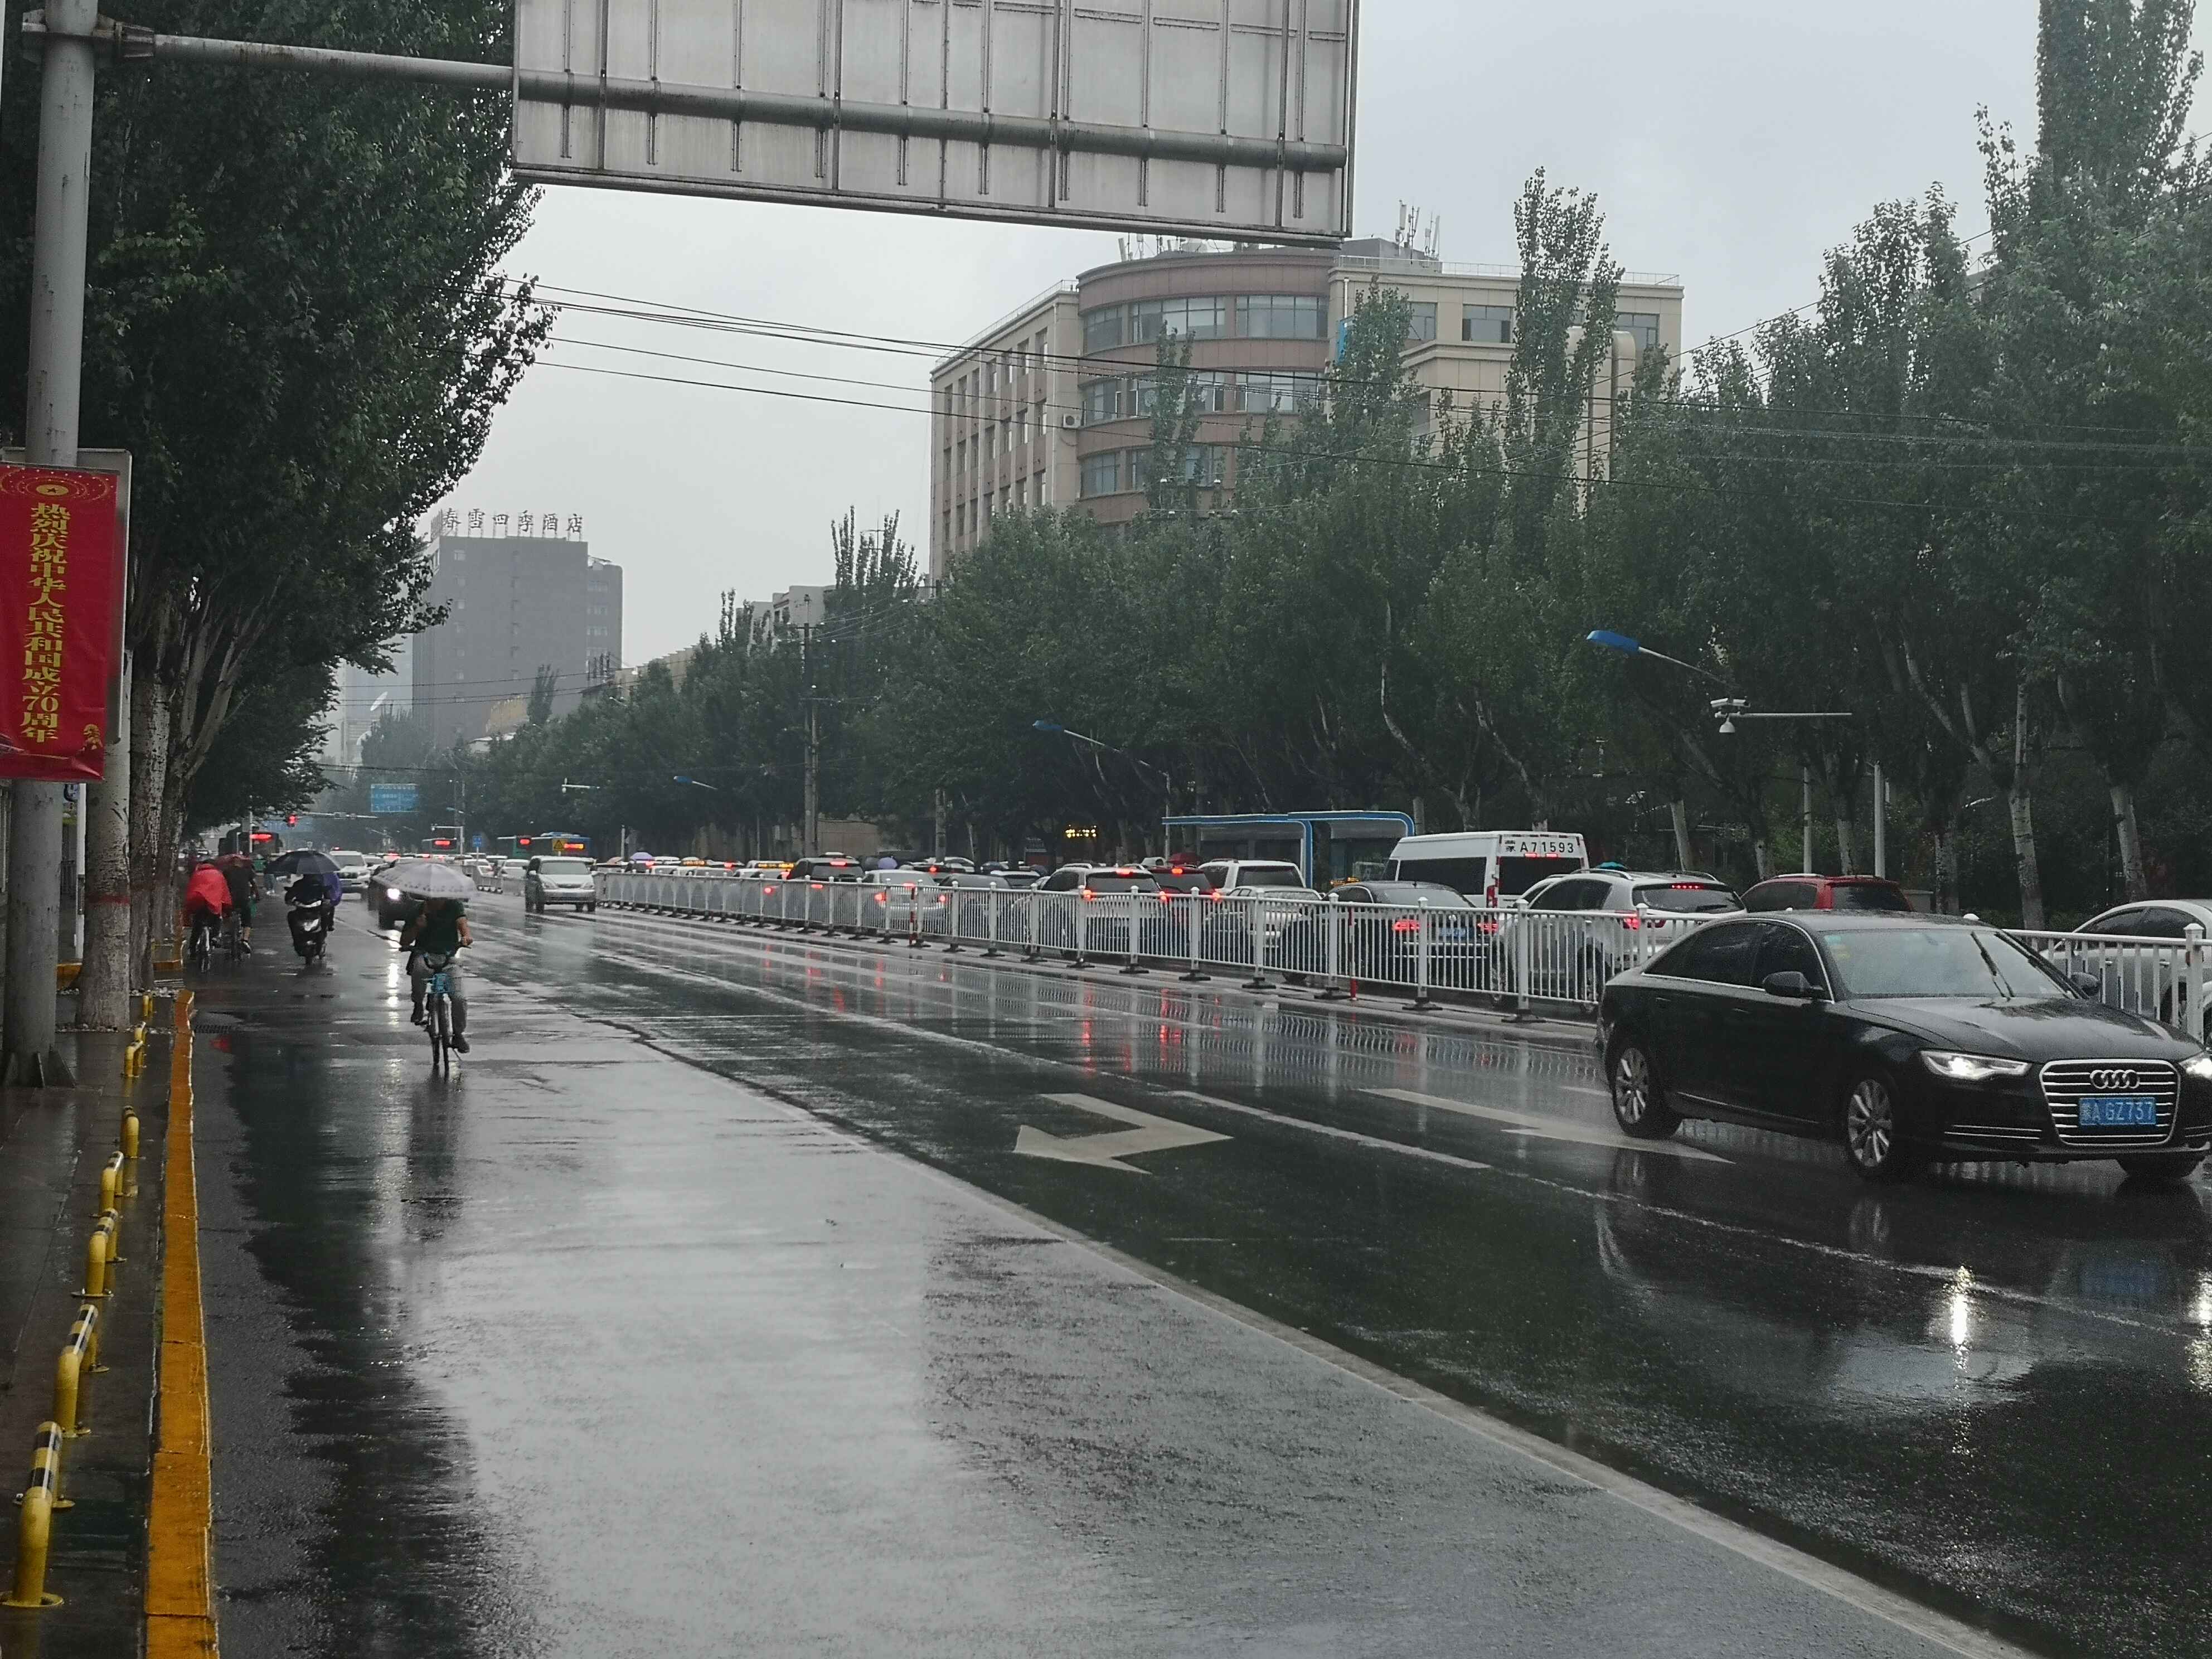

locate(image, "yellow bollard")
(102, 1206), (122, 1265)
(53, 1306), (98, 1439)
(97, 1151), (124, 1217)
(3, 1424), (66, 1607)
(120, 1105), (140, 1161)
(79, 1216), (113, 1299)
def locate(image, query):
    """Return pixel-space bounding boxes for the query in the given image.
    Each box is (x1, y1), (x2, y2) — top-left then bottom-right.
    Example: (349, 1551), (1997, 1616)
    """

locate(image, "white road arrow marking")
(1369, 1087), (1731, 1164)
(1013, 1093), (1230, 1175)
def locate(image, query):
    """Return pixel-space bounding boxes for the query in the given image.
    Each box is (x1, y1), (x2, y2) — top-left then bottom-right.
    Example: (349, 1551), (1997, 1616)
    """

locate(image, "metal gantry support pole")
(5, 0), (100, 1086)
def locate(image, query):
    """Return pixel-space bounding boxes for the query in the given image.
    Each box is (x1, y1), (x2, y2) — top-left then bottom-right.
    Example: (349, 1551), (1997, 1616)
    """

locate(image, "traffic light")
(286, 813), (298, 826)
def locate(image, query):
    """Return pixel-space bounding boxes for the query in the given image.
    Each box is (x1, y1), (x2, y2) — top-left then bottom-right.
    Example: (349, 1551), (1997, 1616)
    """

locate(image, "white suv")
(1196, 859), (1307, 893)
(1502, 870), (1740, 997)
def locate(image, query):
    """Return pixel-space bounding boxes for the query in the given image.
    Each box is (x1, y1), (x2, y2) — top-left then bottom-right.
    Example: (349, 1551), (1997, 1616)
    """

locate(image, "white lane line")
(1170, 1091), (1492, 1176)
(1370, 1086), (1732, 1164)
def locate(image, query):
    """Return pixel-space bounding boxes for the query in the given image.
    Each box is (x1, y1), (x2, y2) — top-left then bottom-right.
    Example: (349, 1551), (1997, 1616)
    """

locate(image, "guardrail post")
(1023, 895), (1042, 962)
(1317, 900), (1345, 1001)
(981, 890), (1001, 957)
(1074, 896), (1089, 968)
(2187, 924), (2207, 1044)
(1508, 911), (1536, 1023)
(908, 889), (926, 949)
(4, 1425), (66, 1607)
(1121, 891), (1145, 974)
(1180, 896), (1207, 982)
(1242, 898), (1270, 991)
(1408, 909), (1438, 1011)
(54, 1305), (97, 1438)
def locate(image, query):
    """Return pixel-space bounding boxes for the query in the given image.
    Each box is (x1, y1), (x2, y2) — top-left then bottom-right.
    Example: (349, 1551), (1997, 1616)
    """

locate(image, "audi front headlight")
(1920, 1050), (2031, 1083)
(385, 887), (401, 901)
(2181, 1054), (2212, 1083)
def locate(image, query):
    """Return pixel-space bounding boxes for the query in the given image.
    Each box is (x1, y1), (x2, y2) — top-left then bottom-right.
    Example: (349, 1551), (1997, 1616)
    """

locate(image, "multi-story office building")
(928, 239), (1684, 574)
(412, 512), (623, 749)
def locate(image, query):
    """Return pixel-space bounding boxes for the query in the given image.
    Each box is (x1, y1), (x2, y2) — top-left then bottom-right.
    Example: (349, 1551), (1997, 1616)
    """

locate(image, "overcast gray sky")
(431, 2), (2212, 668)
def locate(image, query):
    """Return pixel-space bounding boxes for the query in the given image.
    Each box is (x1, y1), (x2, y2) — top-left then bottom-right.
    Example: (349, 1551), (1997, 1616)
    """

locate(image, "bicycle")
(186, 914), (217, 971)
(421, 953), (458, 1072)
(221, 910), (246, 962)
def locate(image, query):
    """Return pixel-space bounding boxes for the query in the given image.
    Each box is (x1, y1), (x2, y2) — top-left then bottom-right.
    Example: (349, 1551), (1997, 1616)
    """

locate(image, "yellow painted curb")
(145, 991), (217, 1658)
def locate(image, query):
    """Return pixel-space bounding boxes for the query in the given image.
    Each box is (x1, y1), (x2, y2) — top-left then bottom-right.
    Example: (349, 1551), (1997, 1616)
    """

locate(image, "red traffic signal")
(286, 813), (298, 826)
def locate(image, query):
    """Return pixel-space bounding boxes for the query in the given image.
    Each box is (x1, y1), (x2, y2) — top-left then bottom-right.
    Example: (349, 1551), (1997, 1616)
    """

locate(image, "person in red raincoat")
(184, 860), (232, 954)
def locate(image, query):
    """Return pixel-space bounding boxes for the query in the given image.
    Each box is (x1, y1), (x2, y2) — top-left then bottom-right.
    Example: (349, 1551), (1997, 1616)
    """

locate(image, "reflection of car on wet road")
(1600, 914), (2212, 1183)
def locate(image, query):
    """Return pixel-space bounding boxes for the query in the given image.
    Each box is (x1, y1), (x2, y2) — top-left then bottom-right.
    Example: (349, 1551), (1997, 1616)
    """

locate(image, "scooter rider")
(400, 896), (473, 1053)
(285, 869), (340, 960)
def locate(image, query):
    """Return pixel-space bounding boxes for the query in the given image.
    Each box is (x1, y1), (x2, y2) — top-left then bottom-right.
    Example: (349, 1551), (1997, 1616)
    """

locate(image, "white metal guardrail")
(595, 870), (1703, 1015)
(594, 870), (2212, 1033)
(2017, 926), (2209, 1043)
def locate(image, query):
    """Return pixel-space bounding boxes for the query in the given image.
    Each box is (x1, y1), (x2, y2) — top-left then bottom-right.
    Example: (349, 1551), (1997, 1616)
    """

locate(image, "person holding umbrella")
(390, 860), (476, 1052)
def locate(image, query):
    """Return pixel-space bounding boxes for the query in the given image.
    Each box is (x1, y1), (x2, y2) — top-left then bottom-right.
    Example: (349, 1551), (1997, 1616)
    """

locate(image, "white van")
(1384, 831), (1589, 906)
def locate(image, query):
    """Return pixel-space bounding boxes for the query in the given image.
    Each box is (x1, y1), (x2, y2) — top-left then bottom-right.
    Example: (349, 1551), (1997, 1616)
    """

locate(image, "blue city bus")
(1161, 812), (1414, 889)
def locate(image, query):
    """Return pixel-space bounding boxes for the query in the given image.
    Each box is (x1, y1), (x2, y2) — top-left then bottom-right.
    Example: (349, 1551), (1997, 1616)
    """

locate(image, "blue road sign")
(368, 784), (419, 814)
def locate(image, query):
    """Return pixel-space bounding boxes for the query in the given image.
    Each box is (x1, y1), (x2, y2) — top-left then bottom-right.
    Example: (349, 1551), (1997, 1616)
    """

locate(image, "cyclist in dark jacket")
(399, 898), (472, 1052)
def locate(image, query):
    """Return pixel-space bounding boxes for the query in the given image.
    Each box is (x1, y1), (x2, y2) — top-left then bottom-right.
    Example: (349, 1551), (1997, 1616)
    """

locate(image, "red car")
(1739, 875), (1913, 914)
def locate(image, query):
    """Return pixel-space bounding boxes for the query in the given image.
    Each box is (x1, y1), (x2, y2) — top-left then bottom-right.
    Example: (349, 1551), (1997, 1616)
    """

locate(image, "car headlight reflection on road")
(1920, 1050), (2031, 1083)
(2182, 1054), (2212, 1083)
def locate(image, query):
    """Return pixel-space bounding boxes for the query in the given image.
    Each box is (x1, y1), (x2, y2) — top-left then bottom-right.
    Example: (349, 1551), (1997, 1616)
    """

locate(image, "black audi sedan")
(1598, 913), (2212, 1183)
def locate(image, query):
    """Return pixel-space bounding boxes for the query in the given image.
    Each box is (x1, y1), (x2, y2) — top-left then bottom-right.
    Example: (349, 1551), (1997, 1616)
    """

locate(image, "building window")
(1081, 379), (1122, 424)
(955, 503), (966, 536)
(1083, 305), (1125, 353)
(1463, 304), (1514, 343)
(1617, 312), (1662, 351)
(1129, 296), (1228, 344)
(1015, 477), (1027, 508)
(1016, 408), (1028, 448)
(1406, 302), (1438, 342)
(986, 424), (997, 460)
(1131, 445), (1226, 491)
(1238, 371), (1320, 414)
(1035, 329), (1050, 363)
(1237, 294), (1326, 339)
(1034, 464), (1047, 506)
(1080, 452), (1123, 497)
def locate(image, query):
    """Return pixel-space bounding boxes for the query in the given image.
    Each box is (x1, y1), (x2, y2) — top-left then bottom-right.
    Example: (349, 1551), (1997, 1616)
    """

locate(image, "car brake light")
(1391, 917), (1421, 933)
(1622, 915), (1641, 930)
(1477, 919), (1499, 934)
(1080, 888), (1095, 901)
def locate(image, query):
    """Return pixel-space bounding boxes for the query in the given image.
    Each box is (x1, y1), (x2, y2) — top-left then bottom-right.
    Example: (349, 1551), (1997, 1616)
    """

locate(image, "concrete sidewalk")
(0, 1024), (168, 1659)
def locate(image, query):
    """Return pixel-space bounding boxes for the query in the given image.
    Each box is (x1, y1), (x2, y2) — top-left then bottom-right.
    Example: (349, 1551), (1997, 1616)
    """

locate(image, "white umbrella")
(385, 859), (474, 901)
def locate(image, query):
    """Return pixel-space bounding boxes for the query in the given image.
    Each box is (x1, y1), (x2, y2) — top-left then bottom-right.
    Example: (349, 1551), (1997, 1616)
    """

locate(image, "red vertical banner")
(0, 464), (123, 780)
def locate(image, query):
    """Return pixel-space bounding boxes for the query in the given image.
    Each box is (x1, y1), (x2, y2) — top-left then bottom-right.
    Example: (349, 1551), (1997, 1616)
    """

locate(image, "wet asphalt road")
(188, 889), (2212, 1658)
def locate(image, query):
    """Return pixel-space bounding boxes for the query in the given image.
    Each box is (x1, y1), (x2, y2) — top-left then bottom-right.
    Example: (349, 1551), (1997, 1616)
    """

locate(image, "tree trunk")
(1834, 816), (1856, 877)
(2112, 781), (2148, 903)
(1753, 840), (1773, 881)
(79, 654), (133, 1027)
(127, 676), (170, 984)
(2007, 682), (2046, 930)
(2007, 784), (2046, 930)
(1669, 801), (1691, 870)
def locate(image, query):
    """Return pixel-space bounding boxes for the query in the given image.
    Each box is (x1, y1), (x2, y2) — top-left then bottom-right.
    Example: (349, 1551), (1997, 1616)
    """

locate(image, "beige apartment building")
(928, 239), (1684, 577)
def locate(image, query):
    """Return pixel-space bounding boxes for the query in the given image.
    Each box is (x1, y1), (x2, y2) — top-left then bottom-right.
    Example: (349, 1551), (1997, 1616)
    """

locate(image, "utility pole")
(1801, 765), (1814, 874)
(4, 0), (98, 1084)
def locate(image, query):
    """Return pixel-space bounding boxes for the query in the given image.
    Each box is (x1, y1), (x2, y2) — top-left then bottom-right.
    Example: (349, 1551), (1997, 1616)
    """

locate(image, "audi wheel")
(1609, 1041), (1680, 1139)
(1842, 1073), (1918, 1182)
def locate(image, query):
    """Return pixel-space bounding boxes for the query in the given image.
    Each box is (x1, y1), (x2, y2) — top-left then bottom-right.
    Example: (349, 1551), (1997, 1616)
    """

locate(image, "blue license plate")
(2077, 1096), (2158, 1127)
